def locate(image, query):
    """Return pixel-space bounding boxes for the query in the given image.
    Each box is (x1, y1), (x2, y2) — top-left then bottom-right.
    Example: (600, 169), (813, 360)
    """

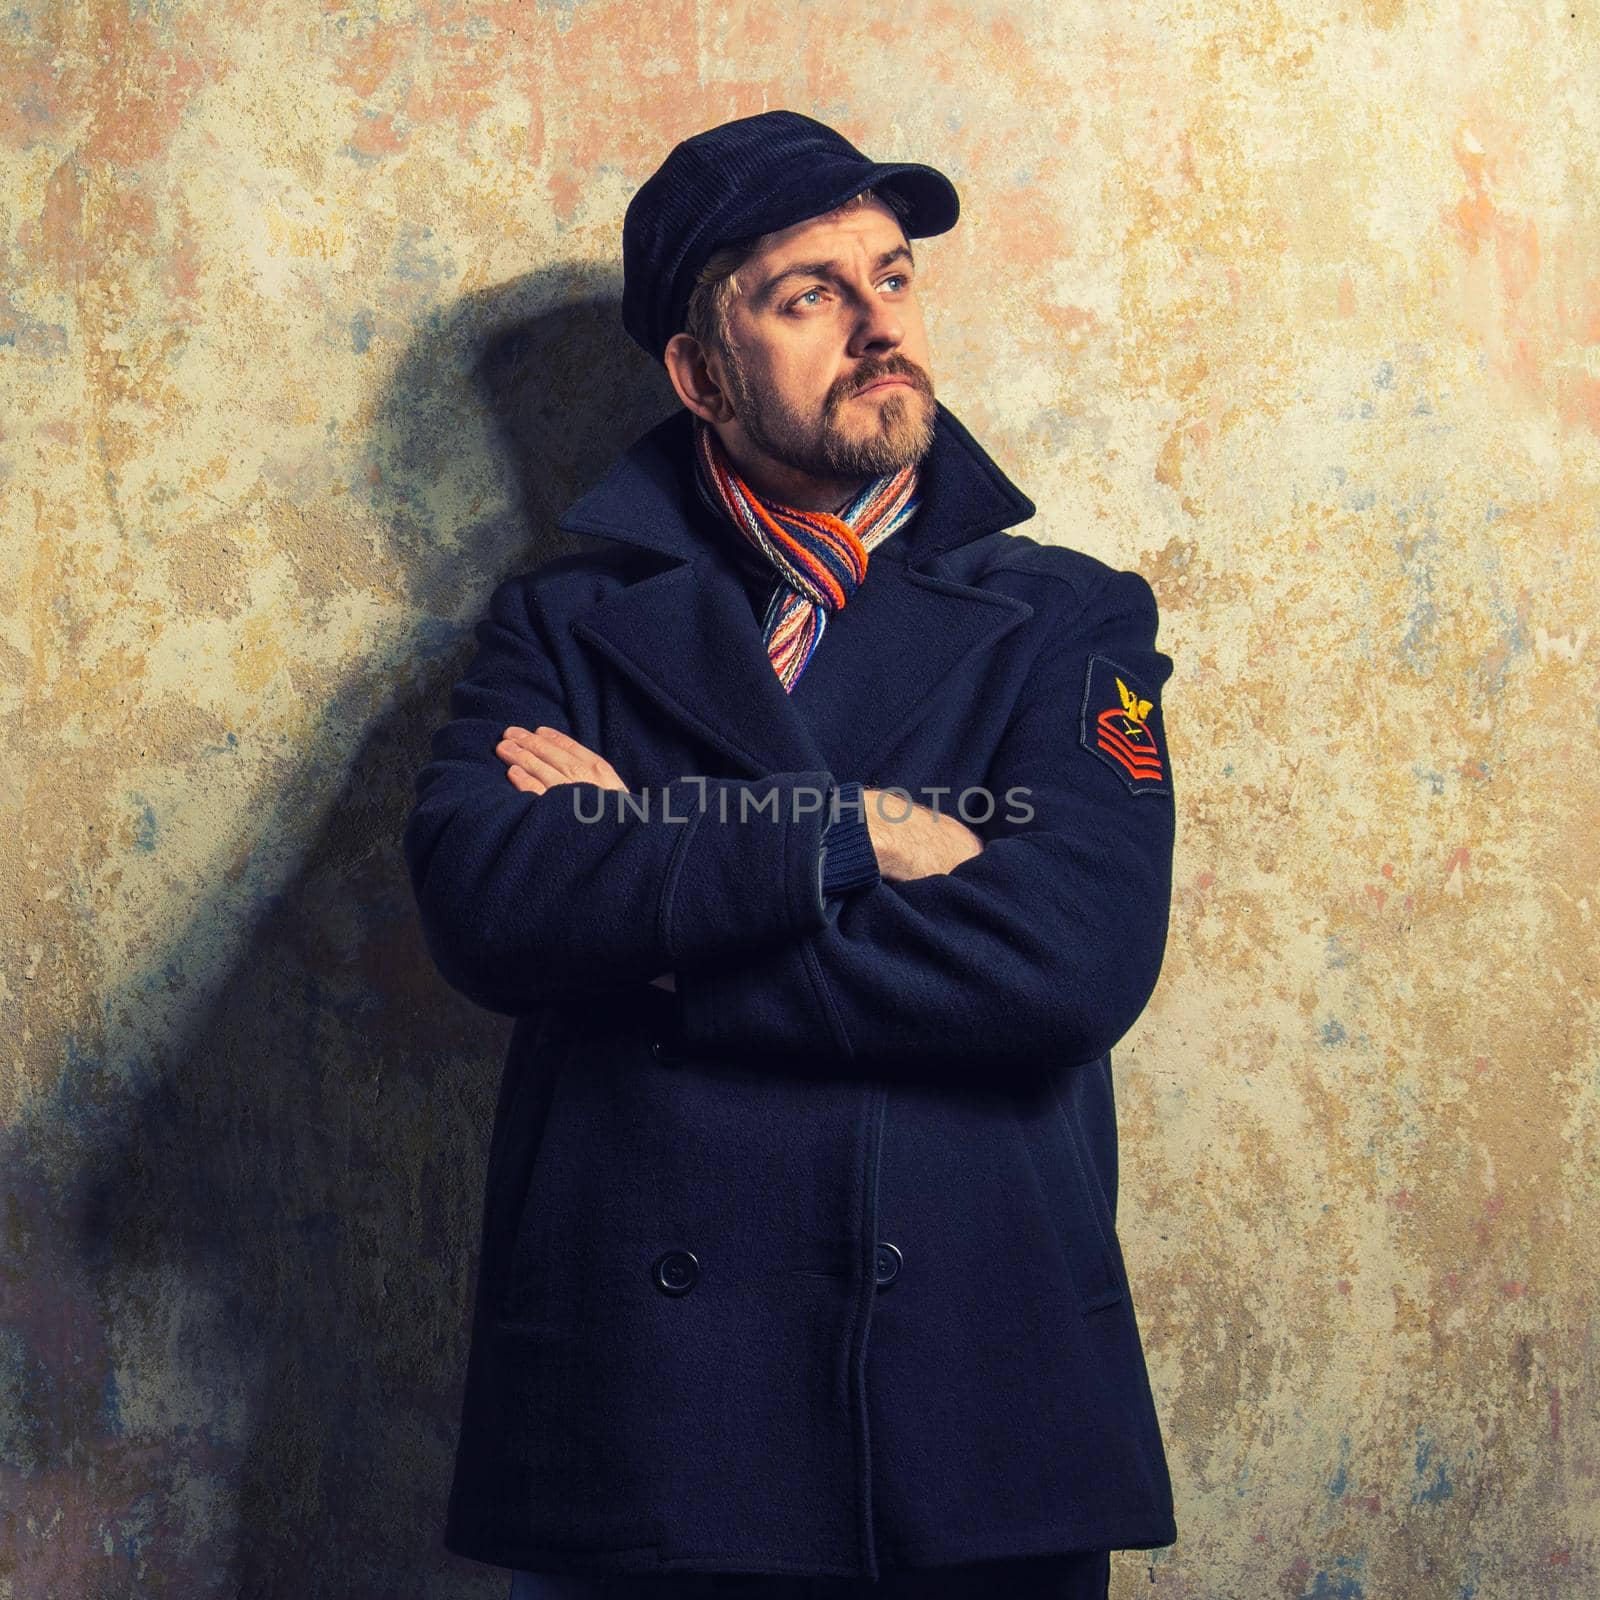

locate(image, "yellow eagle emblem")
(1115, 676), (1153, 724)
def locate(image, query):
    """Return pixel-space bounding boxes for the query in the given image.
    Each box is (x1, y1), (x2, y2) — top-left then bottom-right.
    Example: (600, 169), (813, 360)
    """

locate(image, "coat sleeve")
(402, 571), (841, 1017)
(818, 779), (880, 899)
(671, 566), (1177, 1077)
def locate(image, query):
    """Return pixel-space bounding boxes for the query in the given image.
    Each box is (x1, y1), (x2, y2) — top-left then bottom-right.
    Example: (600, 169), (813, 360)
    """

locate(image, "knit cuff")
(819, 781), (880, 899)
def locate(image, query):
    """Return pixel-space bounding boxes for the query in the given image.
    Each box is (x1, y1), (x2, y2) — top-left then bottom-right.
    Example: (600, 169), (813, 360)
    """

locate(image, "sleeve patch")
(1079, 653), (1170, 795)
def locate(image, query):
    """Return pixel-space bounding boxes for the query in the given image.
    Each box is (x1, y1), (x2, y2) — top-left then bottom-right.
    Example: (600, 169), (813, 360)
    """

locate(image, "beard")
(719, 342), (937, 481)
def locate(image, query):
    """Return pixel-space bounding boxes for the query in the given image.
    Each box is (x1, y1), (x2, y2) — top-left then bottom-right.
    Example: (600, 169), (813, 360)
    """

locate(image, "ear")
(663, 332), (735, 424)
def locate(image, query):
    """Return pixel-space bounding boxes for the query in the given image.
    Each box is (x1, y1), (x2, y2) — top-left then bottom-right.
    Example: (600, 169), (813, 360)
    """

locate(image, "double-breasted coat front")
(402, 400), (1180, 1581)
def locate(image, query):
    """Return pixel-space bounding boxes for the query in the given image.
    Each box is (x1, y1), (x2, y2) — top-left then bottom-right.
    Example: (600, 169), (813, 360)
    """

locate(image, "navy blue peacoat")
(402, 400), (1180, 1581)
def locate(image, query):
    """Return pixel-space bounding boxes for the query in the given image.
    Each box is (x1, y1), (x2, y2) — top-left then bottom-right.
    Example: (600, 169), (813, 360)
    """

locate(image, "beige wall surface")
(3, 2), (1597, 1595)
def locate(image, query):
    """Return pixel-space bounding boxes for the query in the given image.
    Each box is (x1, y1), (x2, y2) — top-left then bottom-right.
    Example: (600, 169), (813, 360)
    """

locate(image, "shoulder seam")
(978, 539), (1116, 608)
(1063, 564), (1149, 635)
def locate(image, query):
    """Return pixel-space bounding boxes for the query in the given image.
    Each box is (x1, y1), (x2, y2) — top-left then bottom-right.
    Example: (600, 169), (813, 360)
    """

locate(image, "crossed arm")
(492, 722), (985, 993)
(404, 564), (1173, 1073)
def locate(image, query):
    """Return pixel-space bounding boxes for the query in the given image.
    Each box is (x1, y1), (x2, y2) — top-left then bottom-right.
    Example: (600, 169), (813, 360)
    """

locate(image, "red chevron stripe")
(1096, 710), (1163, 779)
(1097, 740), (1162, 774)
(1097, 738), (1164, 780)
(1096, 713), (1161, 757)
(1098, 724), (1161, 768)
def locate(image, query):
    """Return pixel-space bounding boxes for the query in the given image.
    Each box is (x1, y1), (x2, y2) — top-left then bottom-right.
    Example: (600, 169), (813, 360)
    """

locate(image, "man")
(403, 111), (1179, 1599)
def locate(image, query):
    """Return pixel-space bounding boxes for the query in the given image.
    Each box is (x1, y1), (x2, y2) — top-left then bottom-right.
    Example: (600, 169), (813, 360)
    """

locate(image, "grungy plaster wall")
(3, 2), (1598, 1596)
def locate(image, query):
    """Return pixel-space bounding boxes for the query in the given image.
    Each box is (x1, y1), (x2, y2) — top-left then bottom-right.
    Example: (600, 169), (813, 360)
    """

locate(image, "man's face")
(711, 196), (937, 483)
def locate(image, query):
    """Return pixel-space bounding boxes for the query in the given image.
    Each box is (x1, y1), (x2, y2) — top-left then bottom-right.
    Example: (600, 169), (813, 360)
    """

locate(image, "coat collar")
(556, 402), (1040, 782)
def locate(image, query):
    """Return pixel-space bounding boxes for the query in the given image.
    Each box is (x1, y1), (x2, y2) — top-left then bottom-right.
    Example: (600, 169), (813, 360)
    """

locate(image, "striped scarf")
(691, 416), (922, 692)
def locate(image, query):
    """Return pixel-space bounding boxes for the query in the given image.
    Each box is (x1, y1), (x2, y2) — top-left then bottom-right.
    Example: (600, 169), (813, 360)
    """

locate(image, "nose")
(846, 286), (905, 358)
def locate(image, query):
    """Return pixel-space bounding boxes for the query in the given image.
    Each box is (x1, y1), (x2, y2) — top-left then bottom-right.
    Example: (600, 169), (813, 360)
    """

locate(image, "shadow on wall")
(33, 271), (678, 1596)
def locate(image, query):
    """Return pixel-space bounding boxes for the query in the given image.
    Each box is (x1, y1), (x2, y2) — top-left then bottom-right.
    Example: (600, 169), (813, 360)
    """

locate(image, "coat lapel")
(782, 550), (1035, 778)
(569, 555), (830, 779)
(558, 402), (1039, 782)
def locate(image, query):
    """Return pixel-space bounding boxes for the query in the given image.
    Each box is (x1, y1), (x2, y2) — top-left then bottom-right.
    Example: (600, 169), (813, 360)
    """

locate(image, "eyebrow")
(753, 244), (916, 308)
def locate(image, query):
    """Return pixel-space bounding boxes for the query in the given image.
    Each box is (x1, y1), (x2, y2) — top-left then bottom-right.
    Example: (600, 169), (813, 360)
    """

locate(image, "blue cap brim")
(722, 157), (960, 245)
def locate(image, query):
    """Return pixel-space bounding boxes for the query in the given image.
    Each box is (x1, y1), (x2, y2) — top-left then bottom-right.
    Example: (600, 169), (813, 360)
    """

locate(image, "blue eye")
(789, 275), (912, 312)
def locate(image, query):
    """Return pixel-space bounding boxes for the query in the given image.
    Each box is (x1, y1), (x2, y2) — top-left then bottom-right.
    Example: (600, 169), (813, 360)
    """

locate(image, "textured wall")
(3, 2), (1597, 1596)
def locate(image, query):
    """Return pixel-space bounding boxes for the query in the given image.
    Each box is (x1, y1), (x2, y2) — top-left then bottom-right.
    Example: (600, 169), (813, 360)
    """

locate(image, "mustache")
(838, 362), (933, 402)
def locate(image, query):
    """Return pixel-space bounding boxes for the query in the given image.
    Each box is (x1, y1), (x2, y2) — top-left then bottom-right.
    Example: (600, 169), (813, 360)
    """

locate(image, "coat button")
(874, 1241), (902, 1288)
(654, 1249), (699, 1295)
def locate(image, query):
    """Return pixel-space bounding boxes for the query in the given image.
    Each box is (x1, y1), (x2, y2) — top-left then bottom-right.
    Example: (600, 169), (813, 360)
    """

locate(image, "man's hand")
(862, 787), (985, 883)
(496, 725), (631, 795)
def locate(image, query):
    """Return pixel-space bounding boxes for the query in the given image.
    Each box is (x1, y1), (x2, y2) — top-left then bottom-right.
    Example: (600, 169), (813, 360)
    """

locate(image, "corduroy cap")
(622, 109), (960, 362)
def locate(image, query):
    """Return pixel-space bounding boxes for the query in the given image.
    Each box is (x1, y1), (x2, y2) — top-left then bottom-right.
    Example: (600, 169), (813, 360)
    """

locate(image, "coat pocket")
(1047, 1073), (1128, 1312)
(1015, 1080), (1127, 1317)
